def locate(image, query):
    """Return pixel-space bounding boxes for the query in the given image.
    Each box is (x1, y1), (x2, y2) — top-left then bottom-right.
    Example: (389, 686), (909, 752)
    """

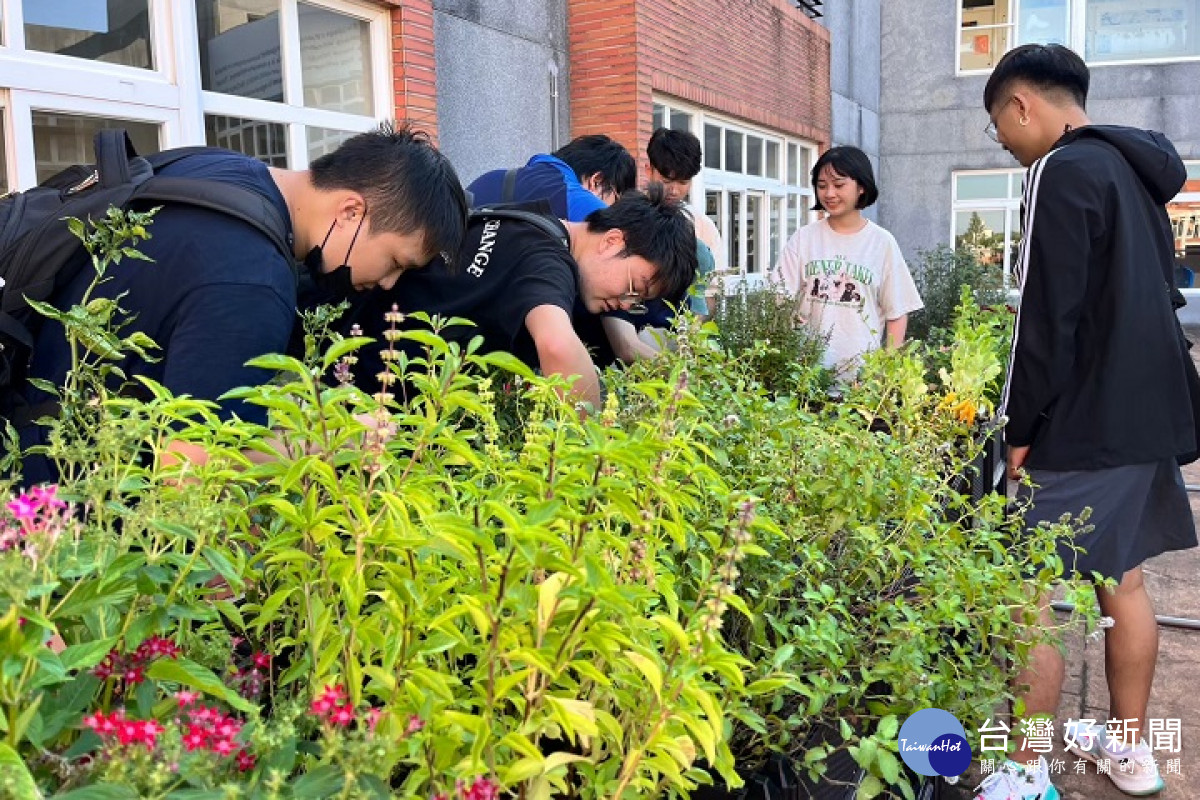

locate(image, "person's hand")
(1007, 444), (1030, 481)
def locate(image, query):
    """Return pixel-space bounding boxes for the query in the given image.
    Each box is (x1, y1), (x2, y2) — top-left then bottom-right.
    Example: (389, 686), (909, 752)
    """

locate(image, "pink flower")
(182, 726), (208, 751)
(406, 714), (425, 735)
(175, 690), (200, 708)
(251, 651), (271, 669)
(210, 737), (238, 757)
(82, 711), (118, 736)
(5, 494), (38, 522)
(329, 702), (356, 727)
(235, 750), (256, 772)
(462, 777), (501, 800)
(365, 707), (384, 732)
(123, 666), (145, 685)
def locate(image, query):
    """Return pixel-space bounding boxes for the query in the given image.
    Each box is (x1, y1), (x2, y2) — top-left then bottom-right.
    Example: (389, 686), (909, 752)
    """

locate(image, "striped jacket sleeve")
(1001, 151), (1103, 448)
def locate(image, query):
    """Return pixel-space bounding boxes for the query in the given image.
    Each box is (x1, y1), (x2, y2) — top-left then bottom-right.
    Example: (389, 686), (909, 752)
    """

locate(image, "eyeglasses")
(620, 264), (649, 315)
(984, 96), (1017, 142)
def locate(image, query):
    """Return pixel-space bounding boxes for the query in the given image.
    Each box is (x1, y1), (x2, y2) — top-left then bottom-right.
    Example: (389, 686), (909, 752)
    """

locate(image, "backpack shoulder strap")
(471, 206), (569, 249)
(500, 168), (520, 203)
(132, 175), (294, 261)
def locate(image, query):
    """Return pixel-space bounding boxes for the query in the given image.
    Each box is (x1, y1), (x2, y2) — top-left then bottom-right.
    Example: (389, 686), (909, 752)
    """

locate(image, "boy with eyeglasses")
(974, 42), (1197, 800)
(345, 186), (697, 410)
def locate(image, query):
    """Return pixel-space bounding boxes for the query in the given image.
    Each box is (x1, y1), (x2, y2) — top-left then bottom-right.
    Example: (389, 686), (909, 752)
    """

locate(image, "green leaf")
(52, 784), (138, 800)
(856, 774), (885, 799)
(291, 765), (346, 798)
(59, 637), (119, 673)
(877, 714), (898, 740)
(145, 658), (256, 714)
(624, 650), (663, 701)
(0, 742), (41, 799)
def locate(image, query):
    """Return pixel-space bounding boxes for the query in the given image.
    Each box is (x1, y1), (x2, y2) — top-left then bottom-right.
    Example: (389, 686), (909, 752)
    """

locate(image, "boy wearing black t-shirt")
(355, 186), (697, 409)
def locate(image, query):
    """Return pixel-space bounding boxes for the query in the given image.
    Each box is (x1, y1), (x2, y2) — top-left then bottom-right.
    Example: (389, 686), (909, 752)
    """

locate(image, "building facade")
(0, 0), (437, 189)
(0, 0), (834, 287)
(877, 0), (1200, 299)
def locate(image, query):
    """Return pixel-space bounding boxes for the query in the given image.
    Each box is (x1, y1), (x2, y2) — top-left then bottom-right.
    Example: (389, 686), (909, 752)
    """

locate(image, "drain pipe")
(1051, 602), (1200, 631)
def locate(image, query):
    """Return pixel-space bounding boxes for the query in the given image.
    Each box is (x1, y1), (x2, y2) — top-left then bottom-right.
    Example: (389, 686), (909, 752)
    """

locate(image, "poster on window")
(1019, 0), (1069, 45)
(1086, 0), (1196, 61)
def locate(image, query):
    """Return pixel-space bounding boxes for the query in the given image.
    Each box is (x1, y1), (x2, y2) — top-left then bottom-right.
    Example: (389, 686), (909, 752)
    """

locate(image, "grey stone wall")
(878, 0), (1200, 266)
(818, 0), (881, 217)
(433, 0), (570, 187)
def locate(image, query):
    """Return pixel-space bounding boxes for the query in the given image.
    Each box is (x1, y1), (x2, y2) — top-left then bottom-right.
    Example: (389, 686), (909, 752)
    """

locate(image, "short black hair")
(810, 146), (878, 212)
(646, 128), (702, 181)
(310, 121), (468, 263)
(983, 44), (1089, 114)
(552, 134), (637, 196)
(585, 184), (697, 303)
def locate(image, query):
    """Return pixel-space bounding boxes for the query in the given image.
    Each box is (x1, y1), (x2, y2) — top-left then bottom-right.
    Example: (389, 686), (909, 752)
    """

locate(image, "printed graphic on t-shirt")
(804, 256), (874, 311)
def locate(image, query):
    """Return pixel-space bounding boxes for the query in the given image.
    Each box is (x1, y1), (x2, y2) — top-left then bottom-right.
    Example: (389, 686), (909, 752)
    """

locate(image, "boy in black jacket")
(973, 44), (1198, 800)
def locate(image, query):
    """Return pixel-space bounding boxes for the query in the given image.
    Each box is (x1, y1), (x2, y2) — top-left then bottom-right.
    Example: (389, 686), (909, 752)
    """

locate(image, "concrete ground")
(947, 331), (1200, 798)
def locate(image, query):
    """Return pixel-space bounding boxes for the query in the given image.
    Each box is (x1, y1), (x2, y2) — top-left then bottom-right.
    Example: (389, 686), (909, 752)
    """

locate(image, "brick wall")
(388, 0), (439, 139)
(567, 0), (831, 161)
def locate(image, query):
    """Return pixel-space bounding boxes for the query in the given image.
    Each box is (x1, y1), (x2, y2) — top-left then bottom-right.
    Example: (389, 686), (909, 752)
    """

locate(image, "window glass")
(298, 3), (373, 115)
(32, 111), (159, 182)
(704, 124), (721, 169)
(797, 146), (812, 187)
(205, 114), (287, 166)
(652, 104), (665, 132)
(788, 195), (800, 239)
(725, 130), (743, 173)
(769, 195), (784, 269)
(706, 190), (722, 237)
(766, 141), (780, 180)
(306, 126), (357, 162)
(670, 109), (692, 132)
(787, 143), (798, 185)
(196, 0), (282, 102)
(1018, 0), (1069, 45)
(1084, 0), (1199, 62)
(24, 0), (154, 70)
(746, 193), (763, 273)
(955, 173), (1010, 201)
(1187, 162), (1200, 183)
(746, 136), (763, 177)
(959, 0), (1011, 70)
(955, 208), (1008, 269)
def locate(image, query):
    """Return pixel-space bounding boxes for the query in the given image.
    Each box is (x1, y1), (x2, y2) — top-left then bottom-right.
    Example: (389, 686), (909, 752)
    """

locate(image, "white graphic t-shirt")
(772, 218), (923, 378)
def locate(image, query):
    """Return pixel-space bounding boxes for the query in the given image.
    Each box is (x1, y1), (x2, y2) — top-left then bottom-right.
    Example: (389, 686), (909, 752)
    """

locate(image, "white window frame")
(0, 0), (392, 189)
(654, 96), (817, 292)
(950, 167), (1024, 288)
(955, 0), (1200, 75)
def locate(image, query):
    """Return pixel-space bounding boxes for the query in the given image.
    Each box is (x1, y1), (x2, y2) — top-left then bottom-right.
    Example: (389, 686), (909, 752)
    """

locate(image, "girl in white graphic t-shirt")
(772, 146), (923, 380)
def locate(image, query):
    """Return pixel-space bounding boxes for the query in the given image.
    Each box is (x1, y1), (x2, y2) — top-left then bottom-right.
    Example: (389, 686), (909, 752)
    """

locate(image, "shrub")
(1, 211), (1094, 800)
(908, 245), (1005, 342)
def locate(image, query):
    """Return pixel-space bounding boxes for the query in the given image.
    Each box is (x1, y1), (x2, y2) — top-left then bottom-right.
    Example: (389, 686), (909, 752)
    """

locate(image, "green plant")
(710, 282), (832, 396)
(908, 244), (1005, 342)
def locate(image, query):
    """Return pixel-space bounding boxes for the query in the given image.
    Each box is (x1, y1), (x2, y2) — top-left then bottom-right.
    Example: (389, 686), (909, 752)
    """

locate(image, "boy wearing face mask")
(16, 122), (467, 483)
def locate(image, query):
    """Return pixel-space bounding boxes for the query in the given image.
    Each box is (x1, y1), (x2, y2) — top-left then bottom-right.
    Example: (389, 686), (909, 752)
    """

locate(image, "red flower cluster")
(82, 709), (164, 748)
(433, 777), (501, 800)
(179, 700), (253, 768)
(308, 684), (396, 735)
(2, 484), (72, 562)
(228, 650), (270, 701)
(81, 692), (255, 772)
(93, 636), (181, 684)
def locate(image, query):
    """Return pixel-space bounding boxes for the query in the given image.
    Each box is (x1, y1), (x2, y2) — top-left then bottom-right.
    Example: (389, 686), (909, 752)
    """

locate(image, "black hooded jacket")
(1001, 125), (1195, 469)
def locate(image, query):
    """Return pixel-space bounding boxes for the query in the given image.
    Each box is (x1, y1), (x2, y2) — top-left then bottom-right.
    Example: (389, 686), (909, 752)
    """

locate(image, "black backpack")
(0, 129), (293, 408)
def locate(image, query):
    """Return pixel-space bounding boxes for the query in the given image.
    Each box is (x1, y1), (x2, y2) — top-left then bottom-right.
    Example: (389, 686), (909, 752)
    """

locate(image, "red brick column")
(388, 1), (439, 140)
(566, 0), (831, 164)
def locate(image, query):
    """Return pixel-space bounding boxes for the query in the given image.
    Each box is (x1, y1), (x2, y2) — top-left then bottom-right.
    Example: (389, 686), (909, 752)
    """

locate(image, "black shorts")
(1017, 458), (1197, 581)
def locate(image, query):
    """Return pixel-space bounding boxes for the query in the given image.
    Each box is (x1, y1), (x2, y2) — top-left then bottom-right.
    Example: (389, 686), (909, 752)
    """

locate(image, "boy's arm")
(885, 315), (908, 348)
(526, 304), (602, 409)
(602, 316), (661, 363)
